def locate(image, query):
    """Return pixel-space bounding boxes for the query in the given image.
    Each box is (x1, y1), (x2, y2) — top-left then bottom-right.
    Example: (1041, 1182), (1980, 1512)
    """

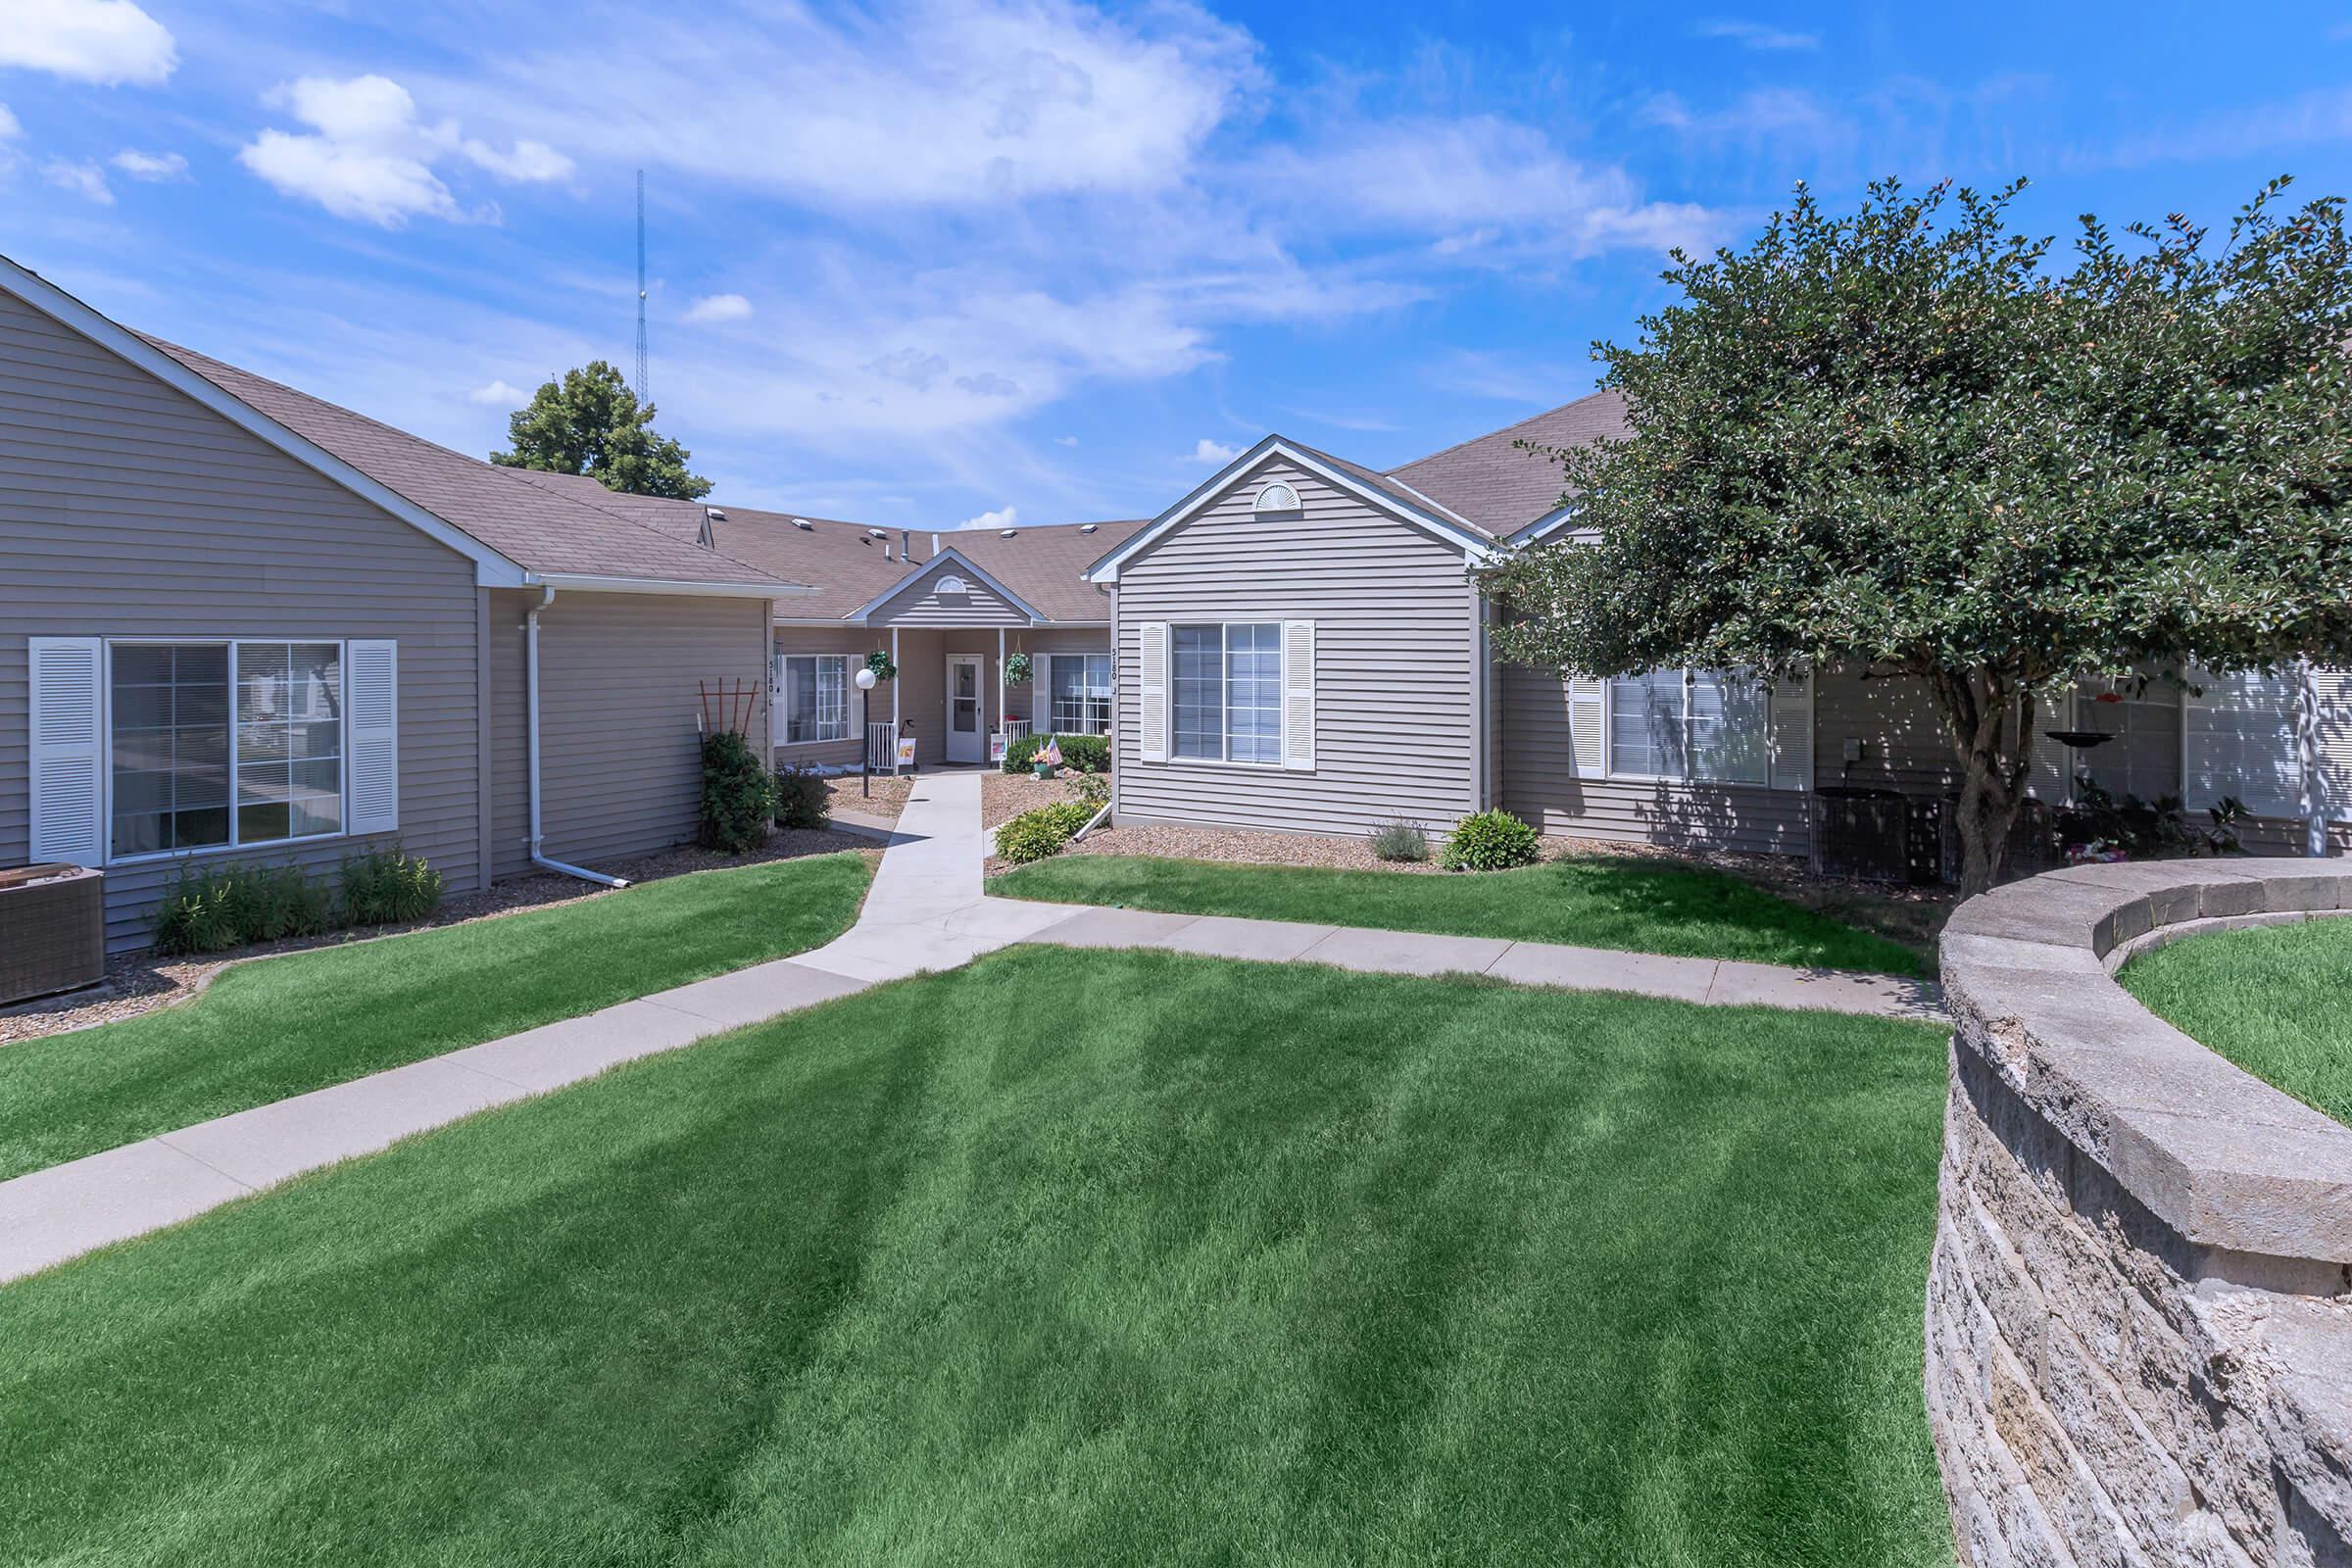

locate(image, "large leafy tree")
(489, 361), (712, 500)
(1483, 177), (2352, 895)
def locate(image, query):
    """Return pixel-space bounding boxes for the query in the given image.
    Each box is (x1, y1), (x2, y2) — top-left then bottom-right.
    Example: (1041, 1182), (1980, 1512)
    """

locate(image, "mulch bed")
(820, 773), (913, 827)
(0, 829), (880, 1048)
(982, 770), (1106, 828)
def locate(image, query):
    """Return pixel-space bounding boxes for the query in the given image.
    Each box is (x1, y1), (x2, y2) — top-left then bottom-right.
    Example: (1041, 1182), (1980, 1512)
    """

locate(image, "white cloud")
(0, 0), (175, 87)
(467, 378), (527, 406)
(1192, 437), (1238, 465)
(959, 505), (1017, 530)
(239, 74), (575, 227)
(1250, 117), (1720, 258)
(1694, 19), (1821, 50)
(110, 147), (186, 180)
(421, 2), (1256, 209)
(1054, 434), (1080, 447)
(683, 292), (754, 324)
(0, 105), (20, 141)
(43, 159), (113, 204)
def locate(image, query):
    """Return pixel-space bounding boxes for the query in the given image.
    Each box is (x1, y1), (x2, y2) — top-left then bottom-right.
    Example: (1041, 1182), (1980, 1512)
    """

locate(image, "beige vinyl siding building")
(488, 591), (770, 879)
(1099, 454), (1486, 837)
(0, 284), (487, 951)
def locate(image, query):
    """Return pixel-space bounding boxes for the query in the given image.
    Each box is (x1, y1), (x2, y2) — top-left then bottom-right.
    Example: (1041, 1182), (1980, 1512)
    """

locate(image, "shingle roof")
(1274, 435), (1492, 536)
(137, 335), (802, 591)
(1385, 388), (1627, 536)
(715, 510), (1143, 623)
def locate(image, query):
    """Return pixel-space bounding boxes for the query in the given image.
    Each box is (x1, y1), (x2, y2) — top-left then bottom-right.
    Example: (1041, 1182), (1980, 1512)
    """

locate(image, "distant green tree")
(489, 361), (711, 500)
(1483, 177), (2352, 895)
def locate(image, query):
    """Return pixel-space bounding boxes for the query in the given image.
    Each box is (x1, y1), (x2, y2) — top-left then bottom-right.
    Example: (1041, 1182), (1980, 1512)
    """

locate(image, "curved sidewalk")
(0, 773), (1937, 1285)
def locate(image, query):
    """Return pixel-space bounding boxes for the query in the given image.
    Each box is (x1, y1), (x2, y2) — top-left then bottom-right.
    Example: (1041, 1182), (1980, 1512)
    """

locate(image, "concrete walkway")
(0, 773), (1939, 1285)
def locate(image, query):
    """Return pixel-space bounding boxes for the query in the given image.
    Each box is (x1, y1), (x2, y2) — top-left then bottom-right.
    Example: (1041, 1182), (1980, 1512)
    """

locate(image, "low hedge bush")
(1369, 819), (1431, 863)
(152, 848), (441, 956)
(1003, 732), (1110, 774)
(700, 731), (775, 853)
(996, 801), (1096, 864)
(1441, 809), (1542, 871)
(772, 764), (831, 830)
(340, 847), (443, 926)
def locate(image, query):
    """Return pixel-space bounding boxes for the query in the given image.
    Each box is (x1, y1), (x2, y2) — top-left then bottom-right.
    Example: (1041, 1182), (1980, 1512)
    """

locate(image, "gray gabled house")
(1, 257), (807, 950)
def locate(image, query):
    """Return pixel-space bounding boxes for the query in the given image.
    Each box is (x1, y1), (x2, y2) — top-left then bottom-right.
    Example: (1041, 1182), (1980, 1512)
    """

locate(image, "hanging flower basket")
(864, 650), (897, 682)
(1004, 651), (1032, 685)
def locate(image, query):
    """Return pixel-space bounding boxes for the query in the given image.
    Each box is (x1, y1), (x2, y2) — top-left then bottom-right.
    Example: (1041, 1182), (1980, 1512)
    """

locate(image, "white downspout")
(526, 585), (630, 888)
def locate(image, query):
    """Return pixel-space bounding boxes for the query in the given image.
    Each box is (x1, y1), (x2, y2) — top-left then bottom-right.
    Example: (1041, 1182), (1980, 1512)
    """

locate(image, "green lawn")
(0, 851), (871, 1184)
(2122, 915), (2352, 1127)
(0, 948), (1953, 1567)
(991, 853), (1929, 976)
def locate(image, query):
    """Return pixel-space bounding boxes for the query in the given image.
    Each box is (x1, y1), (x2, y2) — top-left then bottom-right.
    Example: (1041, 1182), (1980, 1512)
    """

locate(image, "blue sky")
(3, 2), (2348, 530)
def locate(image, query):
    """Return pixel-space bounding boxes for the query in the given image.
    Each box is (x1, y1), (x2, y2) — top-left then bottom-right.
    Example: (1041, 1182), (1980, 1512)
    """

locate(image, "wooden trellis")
(697, 679), (760, 739)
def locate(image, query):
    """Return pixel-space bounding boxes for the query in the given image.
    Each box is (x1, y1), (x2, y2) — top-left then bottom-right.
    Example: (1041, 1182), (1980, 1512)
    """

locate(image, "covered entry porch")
(770, 624), (1112, 774)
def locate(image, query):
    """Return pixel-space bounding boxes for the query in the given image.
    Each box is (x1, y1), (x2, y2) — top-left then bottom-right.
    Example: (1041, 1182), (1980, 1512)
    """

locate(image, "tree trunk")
(1925, 665), (2036, 898)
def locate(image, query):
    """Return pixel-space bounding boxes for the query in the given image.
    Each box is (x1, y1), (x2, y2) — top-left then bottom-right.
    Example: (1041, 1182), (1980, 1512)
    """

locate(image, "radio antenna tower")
(633, 170), (650, 407)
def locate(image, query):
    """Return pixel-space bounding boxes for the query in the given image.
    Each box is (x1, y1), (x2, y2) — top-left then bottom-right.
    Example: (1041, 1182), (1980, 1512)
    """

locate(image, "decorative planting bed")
(1930, 858), (2352, 1566)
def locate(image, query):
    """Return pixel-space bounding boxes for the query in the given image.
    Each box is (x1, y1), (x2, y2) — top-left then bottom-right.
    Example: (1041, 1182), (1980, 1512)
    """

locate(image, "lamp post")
(855, 664), (879, 798)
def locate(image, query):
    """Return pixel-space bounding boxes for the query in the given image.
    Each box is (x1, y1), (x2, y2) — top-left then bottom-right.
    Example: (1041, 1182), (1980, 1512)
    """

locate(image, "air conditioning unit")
(0, 864), (104, 1004)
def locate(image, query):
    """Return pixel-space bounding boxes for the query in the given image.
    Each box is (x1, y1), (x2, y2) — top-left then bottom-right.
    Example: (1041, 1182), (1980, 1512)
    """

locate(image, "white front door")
(946, 655), (984, 762)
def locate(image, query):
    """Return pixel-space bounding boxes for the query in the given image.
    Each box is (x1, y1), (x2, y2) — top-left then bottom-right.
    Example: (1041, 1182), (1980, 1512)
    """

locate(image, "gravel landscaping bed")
(982, 770), (1102, 828)
(0, 829), (879, 1047)
(820, 772), (912, 826)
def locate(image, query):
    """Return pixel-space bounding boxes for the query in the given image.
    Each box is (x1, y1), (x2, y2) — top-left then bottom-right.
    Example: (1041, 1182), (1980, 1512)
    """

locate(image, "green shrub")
(995, 801), (1095, 864)
(700, 731), (775, 853)
(152, 865), (248, 956)
(1002, 732), (1110, 775)
(1072, 770), (1110, 808)
(1369, 819), (1431, 863)
(227, 861), (334, 942)
(1441, 809), (1542, 871)
(772, 763), (831, 830)
(339, 847), (443, 926)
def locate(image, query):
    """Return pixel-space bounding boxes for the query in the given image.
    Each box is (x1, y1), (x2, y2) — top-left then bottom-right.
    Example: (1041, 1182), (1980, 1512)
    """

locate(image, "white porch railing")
(1001, 716), (1032, 745)
(866, 721), (897, 771)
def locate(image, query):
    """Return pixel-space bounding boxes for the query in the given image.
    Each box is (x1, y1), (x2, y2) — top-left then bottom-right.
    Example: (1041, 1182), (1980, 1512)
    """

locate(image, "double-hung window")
(1049, 654), (1113, 736)
(1607, 667), (1770, 785)
(109, 640), (345, 859)
(780, 655), (850, 744)
(1172, 623), (1281, 762)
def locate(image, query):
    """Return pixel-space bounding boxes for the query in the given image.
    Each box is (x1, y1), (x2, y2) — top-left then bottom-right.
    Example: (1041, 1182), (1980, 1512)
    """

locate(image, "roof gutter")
(525, 585), (630, 890)
(524, 572), (816, 600)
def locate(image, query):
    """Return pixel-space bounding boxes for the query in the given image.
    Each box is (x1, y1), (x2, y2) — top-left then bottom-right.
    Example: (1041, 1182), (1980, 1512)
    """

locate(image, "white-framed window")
(1049, 654), (1113, 736)
(1606, 667), (1770, 785)
(780, 655), (850, 744)
(1173, 623), (1281, 763)
(108, 639), (346, 861)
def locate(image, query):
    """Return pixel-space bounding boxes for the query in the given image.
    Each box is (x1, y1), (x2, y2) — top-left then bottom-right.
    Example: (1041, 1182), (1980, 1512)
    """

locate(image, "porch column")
(890, 627), (900, 737)
(998, 627), (1007, 750)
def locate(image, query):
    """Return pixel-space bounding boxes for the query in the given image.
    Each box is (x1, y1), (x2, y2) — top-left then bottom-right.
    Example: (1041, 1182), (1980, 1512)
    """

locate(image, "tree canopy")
(489, 361), (712, 500)
(1482, 176), (2352, 892)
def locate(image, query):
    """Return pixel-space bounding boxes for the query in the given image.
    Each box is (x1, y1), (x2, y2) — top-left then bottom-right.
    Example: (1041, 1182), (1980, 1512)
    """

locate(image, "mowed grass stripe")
(1, 948), (1952, 1567)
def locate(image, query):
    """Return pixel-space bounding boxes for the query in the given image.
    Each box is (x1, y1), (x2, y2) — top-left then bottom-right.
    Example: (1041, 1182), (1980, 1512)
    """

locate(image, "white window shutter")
(2025, 692), (2070, 805)
(1138, 622), (1168, 763)
(1032, 654), (1050, 732)
(1282, 620), (1316, 771)
(347, 639), (400, 835)
(2317, 665), (2351, 822)
(28, 637), (105, 865)
(1566, 678), (1604, 776)
(2183, 664), (2299, 818)
(1768, 668), (1813, 792)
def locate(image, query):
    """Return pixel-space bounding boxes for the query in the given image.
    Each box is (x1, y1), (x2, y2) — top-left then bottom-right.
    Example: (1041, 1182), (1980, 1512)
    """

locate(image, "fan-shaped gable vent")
(936, 575), (969, 594)
(1254, 482), (1301, 514)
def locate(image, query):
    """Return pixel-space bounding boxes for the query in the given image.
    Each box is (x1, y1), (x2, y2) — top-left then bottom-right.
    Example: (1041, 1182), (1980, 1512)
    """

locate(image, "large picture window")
(1607, 667), (1769, 785)
(109, 641), (344, 860)
(2070, 676), (2181, 802)
(780, 655), (850, 744)
(1173, 623), (1280, 762)
(1049, 654), (1113, 736)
